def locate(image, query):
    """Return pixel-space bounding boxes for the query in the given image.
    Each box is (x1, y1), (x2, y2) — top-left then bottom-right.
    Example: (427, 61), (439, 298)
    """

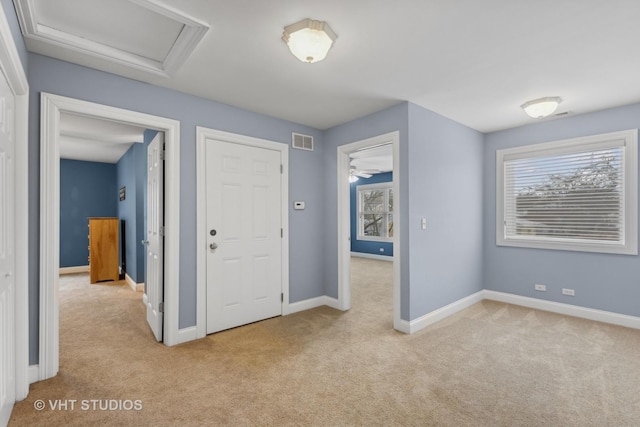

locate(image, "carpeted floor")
(9, 257), (640, 426)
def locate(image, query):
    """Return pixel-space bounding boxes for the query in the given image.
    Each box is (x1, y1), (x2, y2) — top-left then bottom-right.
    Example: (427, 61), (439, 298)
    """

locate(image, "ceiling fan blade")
(355, 172), (372, 178)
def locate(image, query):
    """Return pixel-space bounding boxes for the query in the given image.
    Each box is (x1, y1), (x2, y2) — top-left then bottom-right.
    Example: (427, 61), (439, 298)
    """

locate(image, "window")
(496, 129), (637, 255)
(357, 182), (393, 241)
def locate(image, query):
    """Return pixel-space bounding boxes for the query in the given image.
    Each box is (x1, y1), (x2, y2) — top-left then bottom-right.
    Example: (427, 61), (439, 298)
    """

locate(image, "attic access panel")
(16, 0), (209, 77)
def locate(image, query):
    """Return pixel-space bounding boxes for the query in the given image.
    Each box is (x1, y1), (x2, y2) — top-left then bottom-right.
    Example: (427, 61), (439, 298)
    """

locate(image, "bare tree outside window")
(358, 184), (393, 241)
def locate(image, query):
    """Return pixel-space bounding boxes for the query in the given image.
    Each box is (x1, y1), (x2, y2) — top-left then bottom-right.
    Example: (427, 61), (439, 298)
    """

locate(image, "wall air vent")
(292, 133), (314, 151)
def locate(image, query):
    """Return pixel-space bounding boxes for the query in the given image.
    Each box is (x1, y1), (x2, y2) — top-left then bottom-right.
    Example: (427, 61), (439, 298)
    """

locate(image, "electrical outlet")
(562, 288), (575, 296)
(534, 284), (546, 291)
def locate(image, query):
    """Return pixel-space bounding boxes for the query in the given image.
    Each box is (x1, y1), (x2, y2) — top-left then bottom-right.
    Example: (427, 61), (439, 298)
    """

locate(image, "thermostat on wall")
(294, 201), (305, 210)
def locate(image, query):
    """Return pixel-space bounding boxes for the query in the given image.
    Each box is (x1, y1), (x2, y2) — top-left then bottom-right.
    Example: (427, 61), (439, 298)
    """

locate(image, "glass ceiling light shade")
(282, 18), (337, 63)
(521, 96), (563, 118)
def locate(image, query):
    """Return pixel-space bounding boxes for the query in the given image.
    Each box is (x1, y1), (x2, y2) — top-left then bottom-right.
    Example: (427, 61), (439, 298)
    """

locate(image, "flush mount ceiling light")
(282, 18), (337, 63)
(521, 96), (563, 119)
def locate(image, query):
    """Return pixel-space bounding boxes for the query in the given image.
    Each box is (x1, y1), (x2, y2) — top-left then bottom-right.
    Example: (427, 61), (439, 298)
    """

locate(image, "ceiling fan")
(350, 165), (380, 180)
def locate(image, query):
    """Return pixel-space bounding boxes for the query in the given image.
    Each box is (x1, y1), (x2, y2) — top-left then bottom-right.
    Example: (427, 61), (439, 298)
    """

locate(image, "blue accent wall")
(350, 172), (393, 256)
(115, 130), (156, 284)
(484, 103), (640, 317)
(60, 160), (117, 267)
(116, 143), (142, 282)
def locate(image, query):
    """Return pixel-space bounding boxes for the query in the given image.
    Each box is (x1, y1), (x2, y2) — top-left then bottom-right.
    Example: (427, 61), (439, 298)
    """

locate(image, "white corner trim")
(28, 365), (40, 385)
(350, 252), (393, 262)
(124, 274), (144, 292)
(174, 326), (198, 345)
(405, 291), (485, 334)
(59, 265), (89, 275)
(288, 296), (342, 314)
(483, 290), (640, 330)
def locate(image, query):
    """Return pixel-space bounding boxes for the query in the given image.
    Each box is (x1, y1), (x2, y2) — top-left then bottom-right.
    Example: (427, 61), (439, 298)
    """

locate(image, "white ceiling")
(59, 113), (146, 163)
(15, 0), (640, 133)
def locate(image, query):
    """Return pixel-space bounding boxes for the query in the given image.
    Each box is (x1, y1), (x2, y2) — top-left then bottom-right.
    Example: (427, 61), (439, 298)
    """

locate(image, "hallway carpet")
(9, 258), (640, 426)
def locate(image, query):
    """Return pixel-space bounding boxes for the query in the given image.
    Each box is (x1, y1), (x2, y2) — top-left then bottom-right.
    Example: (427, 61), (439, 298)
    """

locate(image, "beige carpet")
(9, 257), (640, 426)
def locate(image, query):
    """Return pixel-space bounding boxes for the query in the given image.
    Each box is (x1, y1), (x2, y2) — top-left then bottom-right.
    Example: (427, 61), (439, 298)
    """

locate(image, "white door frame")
(39, 93), (181, 382)
(195, 127), (290, 338)
(0, 1), (30, 403)
(337, 131), (402, 331)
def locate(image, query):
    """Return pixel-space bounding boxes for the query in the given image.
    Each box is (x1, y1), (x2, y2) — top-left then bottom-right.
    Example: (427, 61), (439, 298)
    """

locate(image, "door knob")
(209, 242), (218, 250)
(141, 240), (149, 245)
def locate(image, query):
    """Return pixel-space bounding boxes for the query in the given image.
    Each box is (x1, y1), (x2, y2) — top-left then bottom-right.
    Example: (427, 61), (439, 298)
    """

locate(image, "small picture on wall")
(119, 186), (126, 201)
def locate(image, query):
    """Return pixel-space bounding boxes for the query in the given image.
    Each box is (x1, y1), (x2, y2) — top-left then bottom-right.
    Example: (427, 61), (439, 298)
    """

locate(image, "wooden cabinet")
(88, 217), (119, 283)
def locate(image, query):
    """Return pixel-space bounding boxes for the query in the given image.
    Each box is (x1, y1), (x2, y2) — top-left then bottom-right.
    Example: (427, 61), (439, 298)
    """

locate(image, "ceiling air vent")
(292, 133), (314, 151)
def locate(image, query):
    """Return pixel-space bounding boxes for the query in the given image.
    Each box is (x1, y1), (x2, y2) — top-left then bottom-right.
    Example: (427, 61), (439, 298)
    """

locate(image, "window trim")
(357, 182), (393, 242)
(496, 129), (638, 255)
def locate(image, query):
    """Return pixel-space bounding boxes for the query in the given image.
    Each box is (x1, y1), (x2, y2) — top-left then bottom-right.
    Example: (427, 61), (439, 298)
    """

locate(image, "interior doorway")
(337, 131), (402, 331)
(38, 93), (181, 383)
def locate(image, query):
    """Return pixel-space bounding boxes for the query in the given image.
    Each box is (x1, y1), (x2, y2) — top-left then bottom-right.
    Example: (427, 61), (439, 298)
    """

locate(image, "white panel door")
(206, 140), (282, 334)
(0, 69), (15, 425)
(145, 132), (164, 341)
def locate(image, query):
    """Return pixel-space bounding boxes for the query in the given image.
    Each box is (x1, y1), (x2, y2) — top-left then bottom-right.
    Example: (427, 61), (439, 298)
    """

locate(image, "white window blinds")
(505, 146), (624, 241)
(497, 130), (637, 255)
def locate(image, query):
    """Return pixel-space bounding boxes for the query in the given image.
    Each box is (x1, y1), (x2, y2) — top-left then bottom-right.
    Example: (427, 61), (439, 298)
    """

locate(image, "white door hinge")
(159, 302), (164, 313)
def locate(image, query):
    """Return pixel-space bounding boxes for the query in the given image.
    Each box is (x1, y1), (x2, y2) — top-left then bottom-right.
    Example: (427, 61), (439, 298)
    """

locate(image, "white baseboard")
(59, 265), (89, 275)
(28, 364), (39, 384)
(288, 295), (341, 314)
(402, 289), (640, 335)
(483, 290), (640, 330)
(350, 252), (393, 261)
(406, 290), (485, 334)
(125, 273), (144, 292)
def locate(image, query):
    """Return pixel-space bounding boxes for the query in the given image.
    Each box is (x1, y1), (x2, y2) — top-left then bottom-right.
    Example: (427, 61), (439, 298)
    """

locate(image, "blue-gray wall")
(350, 172), (394, 256)
(60, 159), (118, 268)
(406, 103), (484, 319)
(116, 130), (156, 284)
(324, 102), (484, 322)
(483, 103), (640, 317)
(116, 143), (143, 283)
(1, 0), (27, 69)
(27, 53), (326, 363)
